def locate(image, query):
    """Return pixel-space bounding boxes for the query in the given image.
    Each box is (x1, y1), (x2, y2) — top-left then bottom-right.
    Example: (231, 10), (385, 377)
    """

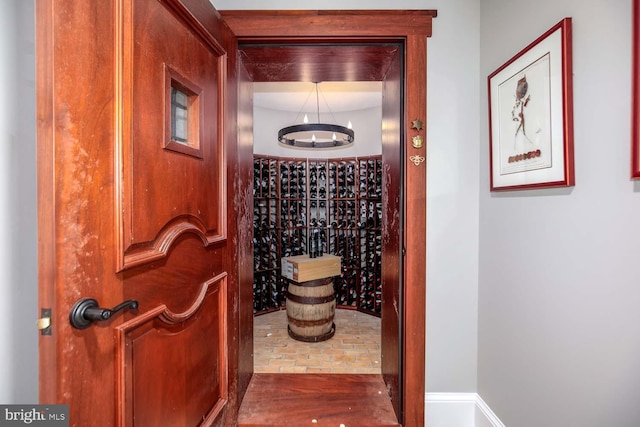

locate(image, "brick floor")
(253, 309), (381, 374)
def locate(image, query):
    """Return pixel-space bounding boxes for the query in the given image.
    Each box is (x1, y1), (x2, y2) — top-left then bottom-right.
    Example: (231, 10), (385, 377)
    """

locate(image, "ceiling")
(242, 44), (397, 113)
(253, 81), (382, 113)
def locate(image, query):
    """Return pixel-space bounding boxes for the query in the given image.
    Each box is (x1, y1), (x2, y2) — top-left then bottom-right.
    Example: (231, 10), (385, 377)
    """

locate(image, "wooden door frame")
(220, 10), (435, 426)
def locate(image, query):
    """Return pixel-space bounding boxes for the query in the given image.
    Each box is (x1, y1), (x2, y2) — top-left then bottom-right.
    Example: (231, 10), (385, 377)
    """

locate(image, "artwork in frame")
(632, 0), (640, 179)
(488, 18), (574, 191)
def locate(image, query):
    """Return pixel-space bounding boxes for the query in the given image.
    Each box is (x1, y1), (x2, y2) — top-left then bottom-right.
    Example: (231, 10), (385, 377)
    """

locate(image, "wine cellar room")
(252, 80), (385, 374)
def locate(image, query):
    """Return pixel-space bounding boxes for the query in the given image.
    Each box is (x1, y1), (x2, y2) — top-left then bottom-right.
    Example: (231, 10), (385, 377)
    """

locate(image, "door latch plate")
(37, 308), (52, 335)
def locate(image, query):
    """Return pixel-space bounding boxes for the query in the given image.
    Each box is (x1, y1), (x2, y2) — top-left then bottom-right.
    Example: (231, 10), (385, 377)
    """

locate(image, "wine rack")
(357, 158), (383, 313)
(253, 157), (282, 312)
(252, 155), (382, 316)
(308, 159), (328, 257)
(328, 159), (359, 307)
(279, 159), (308, 259)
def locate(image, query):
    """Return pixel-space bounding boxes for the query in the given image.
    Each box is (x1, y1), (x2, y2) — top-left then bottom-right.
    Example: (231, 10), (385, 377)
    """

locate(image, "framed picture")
(488, 18), (574, 191)
(633, 0), (640, 179)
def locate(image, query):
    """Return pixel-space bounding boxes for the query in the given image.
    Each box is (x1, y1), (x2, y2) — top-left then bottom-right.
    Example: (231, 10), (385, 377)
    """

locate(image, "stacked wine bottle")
(252, 155), (383, 316)
(253, 157), (283, 312)
(327, 159), (358, 307)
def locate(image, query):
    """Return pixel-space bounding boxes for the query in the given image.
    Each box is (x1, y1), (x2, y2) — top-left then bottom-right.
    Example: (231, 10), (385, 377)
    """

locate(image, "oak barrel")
(286, 277), (336, 342)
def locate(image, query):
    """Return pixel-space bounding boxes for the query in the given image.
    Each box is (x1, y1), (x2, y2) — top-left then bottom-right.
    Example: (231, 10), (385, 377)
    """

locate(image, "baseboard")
(474, 394), (505, 427)
(425, 393), (505, 427)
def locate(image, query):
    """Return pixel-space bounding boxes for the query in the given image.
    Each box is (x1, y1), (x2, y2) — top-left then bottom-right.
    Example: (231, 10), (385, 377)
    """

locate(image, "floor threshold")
(237, 373), (400, 427)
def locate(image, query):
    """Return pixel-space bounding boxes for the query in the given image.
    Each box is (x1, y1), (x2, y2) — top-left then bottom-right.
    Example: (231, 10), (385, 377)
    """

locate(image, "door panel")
(37, 0), (241, 425)
(117, 234), (230, 425)
(119, 0), (226, 269)
(381, 47), (403, 421)
(117, 271), (228, 426)
(236, 60), (255, 401)
(37, 0), (123, 420)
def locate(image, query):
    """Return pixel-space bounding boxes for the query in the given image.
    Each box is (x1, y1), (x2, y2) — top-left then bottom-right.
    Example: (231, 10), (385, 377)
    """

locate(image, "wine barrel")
(286, 277), (336, 342)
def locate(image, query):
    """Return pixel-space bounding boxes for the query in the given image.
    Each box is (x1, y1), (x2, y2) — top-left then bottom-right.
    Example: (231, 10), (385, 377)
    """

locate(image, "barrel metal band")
(286, 292), (335, 305)
(286, 278), (333, 287)
(288, 323), (336, 343)
(287, 315), (334, 327)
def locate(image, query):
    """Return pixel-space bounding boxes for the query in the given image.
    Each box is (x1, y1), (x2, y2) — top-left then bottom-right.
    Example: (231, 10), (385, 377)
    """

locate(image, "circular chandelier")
(278, 83), (355, 149)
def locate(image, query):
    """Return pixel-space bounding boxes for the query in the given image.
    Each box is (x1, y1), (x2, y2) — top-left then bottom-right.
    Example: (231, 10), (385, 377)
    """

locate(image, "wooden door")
(36, 0), (251, 425)
(381, 46), (404, 421)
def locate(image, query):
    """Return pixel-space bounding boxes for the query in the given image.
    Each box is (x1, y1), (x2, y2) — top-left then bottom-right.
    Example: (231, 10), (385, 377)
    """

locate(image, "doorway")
(235, 39), (407, 425)
(221, 10), (435, 424)
(251, 79), (385, 375)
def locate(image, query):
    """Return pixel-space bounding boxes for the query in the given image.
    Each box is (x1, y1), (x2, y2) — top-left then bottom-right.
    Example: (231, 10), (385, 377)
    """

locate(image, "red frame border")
(487, 18), (575, 191)
(632, 0), (640, 178)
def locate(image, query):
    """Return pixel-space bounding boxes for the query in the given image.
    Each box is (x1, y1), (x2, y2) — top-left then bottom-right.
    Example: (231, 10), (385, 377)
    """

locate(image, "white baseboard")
(425, 393), (505, 427)
(474, 394), (505, 427)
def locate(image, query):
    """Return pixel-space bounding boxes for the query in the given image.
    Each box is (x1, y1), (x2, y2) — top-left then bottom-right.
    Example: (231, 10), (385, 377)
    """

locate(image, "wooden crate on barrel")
(281, 254), (340, 283)
(281, 254), (341, 342)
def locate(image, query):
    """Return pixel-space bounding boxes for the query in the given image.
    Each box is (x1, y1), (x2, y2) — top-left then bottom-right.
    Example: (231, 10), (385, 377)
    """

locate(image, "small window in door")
(171, 87), (189, 143)
(164, 66), (203, 159)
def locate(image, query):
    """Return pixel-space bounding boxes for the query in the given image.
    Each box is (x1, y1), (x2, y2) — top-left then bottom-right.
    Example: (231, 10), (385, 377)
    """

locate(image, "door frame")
(220, 10), (435, 426)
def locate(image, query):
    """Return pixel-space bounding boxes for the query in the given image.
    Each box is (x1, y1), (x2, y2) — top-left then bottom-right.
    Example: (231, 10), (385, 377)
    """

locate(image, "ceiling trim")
(239, 44), (400, 82)
(220, 10), (436, 39)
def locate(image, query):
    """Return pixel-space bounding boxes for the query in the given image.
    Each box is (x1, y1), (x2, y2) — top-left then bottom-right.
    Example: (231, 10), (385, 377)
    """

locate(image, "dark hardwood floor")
(237, 373), (400, 427)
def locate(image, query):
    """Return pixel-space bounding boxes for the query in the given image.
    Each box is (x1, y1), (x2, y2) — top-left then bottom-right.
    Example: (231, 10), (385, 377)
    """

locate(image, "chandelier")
(278, 82), (355, 149)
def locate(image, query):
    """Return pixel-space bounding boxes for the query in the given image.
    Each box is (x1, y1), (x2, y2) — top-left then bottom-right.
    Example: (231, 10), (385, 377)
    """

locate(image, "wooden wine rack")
(253, 155), (382, 316)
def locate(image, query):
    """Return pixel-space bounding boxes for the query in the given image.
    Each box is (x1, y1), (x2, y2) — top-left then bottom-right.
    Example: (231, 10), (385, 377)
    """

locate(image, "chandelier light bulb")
(277, 82), (354, 149)
(347, 120), (353, 129)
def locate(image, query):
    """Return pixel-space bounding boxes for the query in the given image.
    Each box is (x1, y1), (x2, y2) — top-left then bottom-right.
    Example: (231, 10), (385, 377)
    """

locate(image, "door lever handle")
(69, 298), (139, 329)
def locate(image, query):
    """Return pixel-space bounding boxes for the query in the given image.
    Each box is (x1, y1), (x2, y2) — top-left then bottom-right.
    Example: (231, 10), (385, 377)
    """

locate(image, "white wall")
(213, 0), (482, 394)
(424, 0), (480, 393)
(479, 1), (640, 426)
(0, 0), (38, 403)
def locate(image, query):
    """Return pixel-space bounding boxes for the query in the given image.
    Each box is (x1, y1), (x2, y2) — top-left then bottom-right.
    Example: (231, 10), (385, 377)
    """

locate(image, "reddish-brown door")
(381, 46), (404, 420)
(36, 0), (251, 425)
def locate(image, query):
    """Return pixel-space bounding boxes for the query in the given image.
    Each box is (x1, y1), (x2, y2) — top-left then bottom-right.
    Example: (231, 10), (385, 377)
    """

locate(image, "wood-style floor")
(237, 373), (400, 427)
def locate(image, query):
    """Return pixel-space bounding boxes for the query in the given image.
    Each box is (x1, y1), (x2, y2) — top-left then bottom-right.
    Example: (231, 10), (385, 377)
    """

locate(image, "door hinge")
(37, 308), (52, 336)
